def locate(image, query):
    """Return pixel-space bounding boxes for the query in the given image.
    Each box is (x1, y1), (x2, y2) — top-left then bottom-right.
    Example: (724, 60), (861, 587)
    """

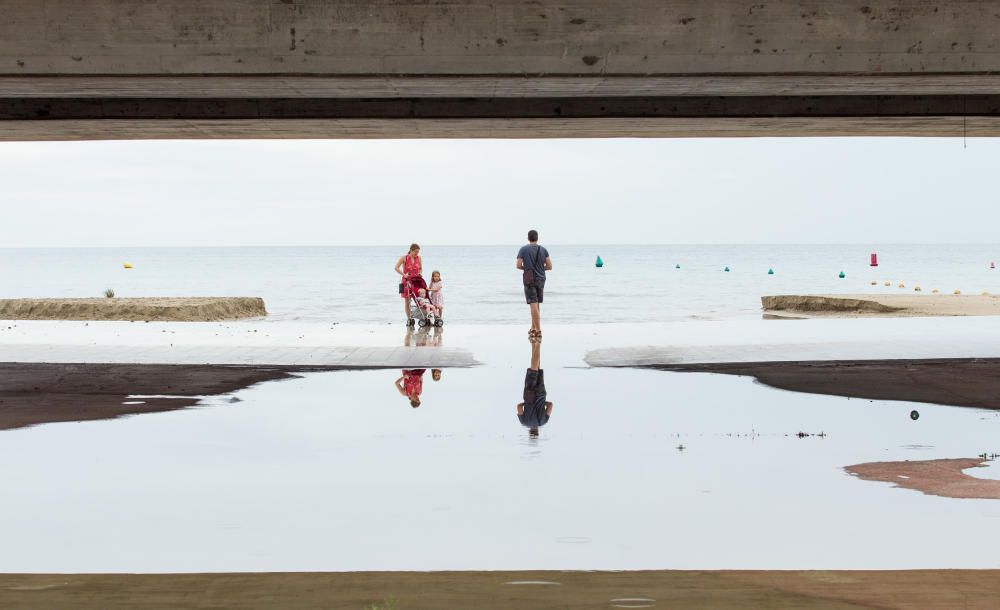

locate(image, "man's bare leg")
(530, 302), (541, 335)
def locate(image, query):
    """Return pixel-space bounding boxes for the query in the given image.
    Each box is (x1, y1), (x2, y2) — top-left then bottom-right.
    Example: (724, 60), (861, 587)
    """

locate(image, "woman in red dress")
(394, 243), (424, 322)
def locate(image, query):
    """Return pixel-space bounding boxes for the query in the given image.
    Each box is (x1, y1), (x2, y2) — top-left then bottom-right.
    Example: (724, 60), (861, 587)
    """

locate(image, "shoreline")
(651, 358), (1000, 410)
(0, 363), (301, 431)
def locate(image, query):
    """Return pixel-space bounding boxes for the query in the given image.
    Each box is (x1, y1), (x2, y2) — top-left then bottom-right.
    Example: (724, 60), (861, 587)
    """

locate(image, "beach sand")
(762, 294), (1000, 318)
(0, 297), (266, 322)
(0, 570), (997, 609)
(845, 458), (1000, 500)
(0, 363), (297, 430)
(653, 358), (1000, 410)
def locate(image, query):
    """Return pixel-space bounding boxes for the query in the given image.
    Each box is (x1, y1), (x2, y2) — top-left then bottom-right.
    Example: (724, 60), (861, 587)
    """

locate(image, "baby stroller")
(404, 275), (443, 328)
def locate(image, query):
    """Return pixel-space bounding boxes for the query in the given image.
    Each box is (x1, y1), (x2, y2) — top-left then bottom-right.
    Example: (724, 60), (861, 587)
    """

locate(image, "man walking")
(516, 229), (553, 338)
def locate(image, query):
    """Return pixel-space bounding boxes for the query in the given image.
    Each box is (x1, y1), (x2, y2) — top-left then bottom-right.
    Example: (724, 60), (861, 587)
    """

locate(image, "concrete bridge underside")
(4, 1), (1000, 140)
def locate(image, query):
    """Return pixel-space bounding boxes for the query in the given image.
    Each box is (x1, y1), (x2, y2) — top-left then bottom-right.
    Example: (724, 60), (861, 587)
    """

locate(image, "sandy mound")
(762, 294), (1000, 318)
(0, 297), (266, 322)
(845, 457), (1000, 500)
(647, 358), (1000, 410)
(0, 362), (293, 431)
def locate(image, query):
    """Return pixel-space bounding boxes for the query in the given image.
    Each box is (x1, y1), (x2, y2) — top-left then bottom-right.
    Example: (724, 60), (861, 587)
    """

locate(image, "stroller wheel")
(418, 318), (428, 327)
(434, 319), (443, 327)
(407, 318), (416, 327)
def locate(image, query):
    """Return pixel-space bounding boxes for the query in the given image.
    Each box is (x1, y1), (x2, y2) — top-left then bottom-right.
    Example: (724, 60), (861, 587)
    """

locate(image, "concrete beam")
(2, 117), (990, 140)
(3, 1), (1000, 139)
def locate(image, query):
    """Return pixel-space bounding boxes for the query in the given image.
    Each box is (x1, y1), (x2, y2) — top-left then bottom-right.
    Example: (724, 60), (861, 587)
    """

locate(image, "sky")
(0, 137), (995, 247)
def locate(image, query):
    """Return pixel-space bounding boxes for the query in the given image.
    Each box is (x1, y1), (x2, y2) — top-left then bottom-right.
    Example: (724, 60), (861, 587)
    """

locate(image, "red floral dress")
(401, 254), (423, 299)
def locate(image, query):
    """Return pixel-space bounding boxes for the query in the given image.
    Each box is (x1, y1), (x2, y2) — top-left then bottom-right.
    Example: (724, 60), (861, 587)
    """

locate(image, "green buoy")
(675, 264), (680, 269)
(724, 266), (730, 272)
(838, 271), (846, 278)
(767, 268), (774, 275)
(595, 255), (604, 268)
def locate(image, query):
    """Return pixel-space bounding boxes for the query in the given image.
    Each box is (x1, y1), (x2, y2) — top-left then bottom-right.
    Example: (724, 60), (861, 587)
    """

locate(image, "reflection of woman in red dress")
(395, 368), (426, 408)
(394, 243), (424, 322)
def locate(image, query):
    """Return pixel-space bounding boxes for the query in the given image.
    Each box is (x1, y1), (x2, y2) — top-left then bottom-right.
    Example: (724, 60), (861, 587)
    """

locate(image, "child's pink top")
(429, 281), (444, 307)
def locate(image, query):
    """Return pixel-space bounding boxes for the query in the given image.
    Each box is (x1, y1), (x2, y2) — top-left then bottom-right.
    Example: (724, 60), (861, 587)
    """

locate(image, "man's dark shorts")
(524, 280), (545, 304)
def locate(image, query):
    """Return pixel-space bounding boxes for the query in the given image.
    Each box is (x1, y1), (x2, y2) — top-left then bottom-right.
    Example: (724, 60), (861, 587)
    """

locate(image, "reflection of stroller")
(404, 275), (443, 328)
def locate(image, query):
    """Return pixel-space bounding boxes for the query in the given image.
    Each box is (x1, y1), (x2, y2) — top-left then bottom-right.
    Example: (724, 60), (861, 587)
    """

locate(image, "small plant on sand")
(103, 288), (115, 299)
(367, 596), (399, 610)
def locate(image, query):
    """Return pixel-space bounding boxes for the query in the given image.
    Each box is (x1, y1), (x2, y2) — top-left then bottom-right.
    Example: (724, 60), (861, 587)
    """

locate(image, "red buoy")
(870, 253), (878, 267)
(992, 261), (996, 269)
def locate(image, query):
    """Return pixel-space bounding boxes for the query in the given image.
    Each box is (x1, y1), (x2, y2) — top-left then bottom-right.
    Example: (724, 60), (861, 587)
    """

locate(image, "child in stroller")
(404, 276), (443, 327)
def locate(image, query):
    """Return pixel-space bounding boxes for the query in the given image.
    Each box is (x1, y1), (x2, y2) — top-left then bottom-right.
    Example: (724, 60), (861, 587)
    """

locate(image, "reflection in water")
(396, 369), (425, 408)
(517, 338), (553, 437)
(404, 326), (443, 347)
(398, 327), (444, 407)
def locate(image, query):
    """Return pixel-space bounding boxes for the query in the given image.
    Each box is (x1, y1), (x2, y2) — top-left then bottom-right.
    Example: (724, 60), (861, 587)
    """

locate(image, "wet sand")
(0, 297), (266, 321)
(0, 363), (298, 430)
(0, 570), (997, 609)
(846, 458), (1000, 500)
(762, 294), (1000, 318)
(654, 358), (1000, 410)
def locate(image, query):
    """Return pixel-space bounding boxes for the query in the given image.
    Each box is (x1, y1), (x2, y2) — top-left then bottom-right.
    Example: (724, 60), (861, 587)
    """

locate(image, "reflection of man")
(517, 339), (553, 437)
(396, 369), (425, 408)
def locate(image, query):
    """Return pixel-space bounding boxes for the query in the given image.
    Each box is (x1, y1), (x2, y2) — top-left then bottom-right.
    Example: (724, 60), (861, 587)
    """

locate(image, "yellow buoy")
(898, 283), (905, 288)
(932, 288), (940, 294)
(123, 263), (133, 269)
(914, 286), (922, 292)
(883, 281), (891, 286)
(870, 280), (877, 286)
(954, 289), (962, 295)
(982, 291), (990, 296)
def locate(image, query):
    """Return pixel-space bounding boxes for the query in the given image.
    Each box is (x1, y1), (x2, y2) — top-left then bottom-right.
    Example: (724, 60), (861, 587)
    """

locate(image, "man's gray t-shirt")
(517, 244), (549, 282)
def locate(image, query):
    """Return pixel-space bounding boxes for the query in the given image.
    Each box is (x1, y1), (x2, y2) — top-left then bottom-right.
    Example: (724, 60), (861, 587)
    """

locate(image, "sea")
(2, 244), (999, 324)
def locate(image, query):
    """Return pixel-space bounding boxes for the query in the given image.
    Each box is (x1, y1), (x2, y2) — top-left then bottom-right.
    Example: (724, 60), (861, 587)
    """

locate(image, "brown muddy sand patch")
(762, 294), (1000, 318)
(0, 297), (266, 321)
(0, 363), (303, 430)
(846, 458), (1000, 500)
(654, 358), (1000, 410)
(0, 570), (998, 609)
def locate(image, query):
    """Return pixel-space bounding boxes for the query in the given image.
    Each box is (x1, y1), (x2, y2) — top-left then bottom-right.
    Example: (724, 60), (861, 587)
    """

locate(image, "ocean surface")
(2, 244), (1000, 324)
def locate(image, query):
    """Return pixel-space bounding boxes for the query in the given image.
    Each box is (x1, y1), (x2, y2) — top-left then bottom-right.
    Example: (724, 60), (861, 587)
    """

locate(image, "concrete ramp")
(0, 345), (475, 369)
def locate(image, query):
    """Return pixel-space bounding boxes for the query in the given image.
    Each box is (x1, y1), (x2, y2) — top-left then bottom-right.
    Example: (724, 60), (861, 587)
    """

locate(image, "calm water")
(2, 333), (999, 572)
(2, 244), (1000, 323)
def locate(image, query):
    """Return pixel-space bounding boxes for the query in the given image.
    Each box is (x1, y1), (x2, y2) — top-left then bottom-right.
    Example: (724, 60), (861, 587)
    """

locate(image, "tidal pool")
(1, 333), (999, 572)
